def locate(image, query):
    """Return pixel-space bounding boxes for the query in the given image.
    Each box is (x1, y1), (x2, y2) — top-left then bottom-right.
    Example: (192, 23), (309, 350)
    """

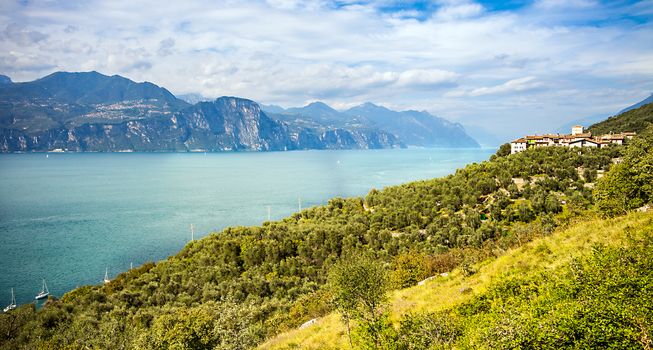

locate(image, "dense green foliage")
(0, 144), (628, 349)
(343, 125), (653, 350)
(595, 126), (653, 216)
(493, 142), (511, 158)
(588, 102), (653, 134)
(368, 224), (653, 349)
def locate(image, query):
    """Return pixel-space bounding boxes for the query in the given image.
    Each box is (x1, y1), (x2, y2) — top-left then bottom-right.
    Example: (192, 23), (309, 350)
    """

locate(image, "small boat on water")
(35, 280), (49, 300)
(3, 288), (16, 312)
(103, 268), (110, 284)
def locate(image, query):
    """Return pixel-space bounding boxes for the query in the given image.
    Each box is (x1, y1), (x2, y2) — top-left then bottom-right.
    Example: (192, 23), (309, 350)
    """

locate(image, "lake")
(0, 148), (493, 305)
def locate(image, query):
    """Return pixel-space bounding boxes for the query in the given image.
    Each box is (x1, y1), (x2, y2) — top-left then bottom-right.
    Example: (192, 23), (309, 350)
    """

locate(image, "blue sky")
(1, 0), (652, 140)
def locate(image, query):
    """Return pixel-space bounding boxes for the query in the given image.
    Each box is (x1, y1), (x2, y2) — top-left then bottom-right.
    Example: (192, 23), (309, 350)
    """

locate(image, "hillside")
(0, 135), (636, 349)
(261, 211), (653, 349)
(588, 101), (653, 135)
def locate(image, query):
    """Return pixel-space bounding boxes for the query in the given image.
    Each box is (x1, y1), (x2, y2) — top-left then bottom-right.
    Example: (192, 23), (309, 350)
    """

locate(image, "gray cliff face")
(0, 72), (402, 152)
(182, 97), (292, 151)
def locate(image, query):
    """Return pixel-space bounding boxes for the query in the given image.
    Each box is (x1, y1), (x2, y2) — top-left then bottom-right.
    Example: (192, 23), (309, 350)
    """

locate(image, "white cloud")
(157, 38), (175, 57)
(396, 69), (459, 87)
(2, 23), (48, 45)
(534, 0), (597, 10)
(434, 1), (483, 21)
(0, 0), (652, 139)
(448, 76), (544, 97)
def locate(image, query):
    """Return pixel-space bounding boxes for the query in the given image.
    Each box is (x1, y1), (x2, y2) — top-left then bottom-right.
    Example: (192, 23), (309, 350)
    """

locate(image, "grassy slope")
(260, 211), (653, 350)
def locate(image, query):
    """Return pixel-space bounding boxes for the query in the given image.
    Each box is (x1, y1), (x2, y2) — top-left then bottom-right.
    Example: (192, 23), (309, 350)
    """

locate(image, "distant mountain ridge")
(2, 71), (186, 108)
(176, 93), (212, 105)
(619, 93), (653, 114)
(0, 72), (402, 152)
(344, 102), (479, 148)
(263, 101), (479, 148)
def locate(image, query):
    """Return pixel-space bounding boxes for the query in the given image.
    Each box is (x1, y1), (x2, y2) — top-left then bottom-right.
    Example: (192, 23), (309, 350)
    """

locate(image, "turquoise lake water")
(0, 148), (493, 306)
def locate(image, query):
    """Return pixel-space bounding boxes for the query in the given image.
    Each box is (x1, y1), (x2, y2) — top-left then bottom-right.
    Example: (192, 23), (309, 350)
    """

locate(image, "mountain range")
(262, 101), (479, 148)
(0, 71), (478, 152)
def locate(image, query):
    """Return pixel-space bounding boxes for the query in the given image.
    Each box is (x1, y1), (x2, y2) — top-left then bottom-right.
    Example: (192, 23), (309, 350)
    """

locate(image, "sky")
(1, 0), (653, 140)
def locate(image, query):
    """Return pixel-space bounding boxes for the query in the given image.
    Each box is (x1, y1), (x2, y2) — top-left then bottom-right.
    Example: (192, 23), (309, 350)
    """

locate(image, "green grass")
(259, 211), (653, 350)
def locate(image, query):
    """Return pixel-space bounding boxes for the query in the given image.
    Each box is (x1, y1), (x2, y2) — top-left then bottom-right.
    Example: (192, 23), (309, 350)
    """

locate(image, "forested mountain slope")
(588, 101), (653, 135)
(265, 128), (653, 349)
(261, 211), (653, 349)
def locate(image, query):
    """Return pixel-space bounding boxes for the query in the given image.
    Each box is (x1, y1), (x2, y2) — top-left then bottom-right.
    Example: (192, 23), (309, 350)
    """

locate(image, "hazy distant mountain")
(344, 102), (479, 148)
(269, 101), (479, 148)
(3, 71), (186, 107)
(0, 72), (401, 152)
(260, 104), (287, 114)
(619, 93), (653, 114)
(176, 93), (212, 105)
(463, 124), (501, 148)
(284, 102), (353, 126)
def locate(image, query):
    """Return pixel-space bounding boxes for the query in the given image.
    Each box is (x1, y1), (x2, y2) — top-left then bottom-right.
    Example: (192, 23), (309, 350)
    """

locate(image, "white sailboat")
(3, 288), (16, 312)
(103, 268), (110, 284)
(35, 280), (49, 300)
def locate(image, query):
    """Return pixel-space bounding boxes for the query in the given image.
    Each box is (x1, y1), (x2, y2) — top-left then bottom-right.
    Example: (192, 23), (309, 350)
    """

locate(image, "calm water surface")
(0, 148), (493, 305)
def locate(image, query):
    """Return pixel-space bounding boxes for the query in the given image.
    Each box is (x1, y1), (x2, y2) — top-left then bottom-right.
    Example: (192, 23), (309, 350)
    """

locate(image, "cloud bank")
(1, 0), (652, 139)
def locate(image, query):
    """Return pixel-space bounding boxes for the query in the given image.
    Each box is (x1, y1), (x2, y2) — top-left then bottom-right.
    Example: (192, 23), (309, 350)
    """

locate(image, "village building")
(510, 126), (635, 154)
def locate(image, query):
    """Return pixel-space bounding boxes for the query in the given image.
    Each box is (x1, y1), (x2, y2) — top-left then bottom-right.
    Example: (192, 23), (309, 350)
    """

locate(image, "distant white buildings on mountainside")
(510, 125), (636, 154)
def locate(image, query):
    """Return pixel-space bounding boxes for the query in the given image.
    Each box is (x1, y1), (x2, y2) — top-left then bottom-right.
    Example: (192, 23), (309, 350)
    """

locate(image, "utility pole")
(190, 223), (195, 241)
(298, 197), (302, 211)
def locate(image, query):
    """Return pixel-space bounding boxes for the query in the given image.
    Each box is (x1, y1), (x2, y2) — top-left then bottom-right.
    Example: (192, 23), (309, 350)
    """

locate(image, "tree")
(390, 253), (427, 289)
(495, 143), (512, 158)
(328, 256), (388, 348)
(595, 126), (653, 216)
